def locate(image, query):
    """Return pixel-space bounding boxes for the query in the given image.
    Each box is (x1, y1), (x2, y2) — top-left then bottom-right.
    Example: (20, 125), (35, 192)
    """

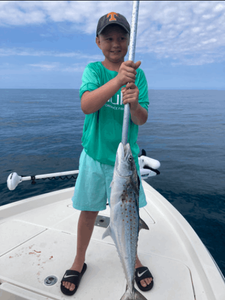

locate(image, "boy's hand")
(122, 82), (139, 111)
(116, 60), (141, 87)
(122, 82), (148, 125)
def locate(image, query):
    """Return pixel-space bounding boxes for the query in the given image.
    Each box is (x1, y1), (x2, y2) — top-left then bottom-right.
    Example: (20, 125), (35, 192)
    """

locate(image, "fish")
(103, 142), (149, 300)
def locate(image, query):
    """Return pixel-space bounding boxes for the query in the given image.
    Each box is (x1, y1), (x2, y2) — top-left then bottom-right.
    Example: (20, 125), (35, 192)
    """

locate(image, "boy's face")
(96, 24), (129, 66)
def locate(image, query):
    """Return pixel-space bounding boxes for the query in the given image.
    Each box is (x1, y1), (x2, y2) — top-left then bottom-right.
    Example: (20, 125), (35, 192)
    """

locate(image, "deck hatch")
(94, 215), (110, 228)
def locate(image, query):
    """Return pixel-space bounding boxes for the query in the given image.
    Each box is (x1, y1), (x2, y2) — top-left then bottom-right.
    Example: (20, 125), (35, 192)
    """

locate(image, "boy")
(61, 12), (153, 296)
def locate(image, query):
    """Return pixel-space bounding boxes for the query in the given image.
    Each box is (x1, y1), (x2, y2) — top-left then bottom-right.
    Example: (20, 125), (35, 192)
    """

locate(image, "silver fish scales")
(103, 142), (148, 300)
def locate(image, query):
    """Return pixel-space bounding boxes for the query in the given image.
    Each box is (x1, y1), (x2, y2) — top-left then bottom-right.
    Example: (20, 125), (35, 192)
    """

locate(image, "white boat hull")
(0, 181), (224, 299)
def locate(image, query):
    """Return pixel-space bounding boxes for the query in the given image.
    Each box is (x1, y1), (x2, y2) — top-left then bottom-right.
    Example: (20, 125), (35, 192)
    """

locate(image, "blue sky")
(0, 1), (225, 89)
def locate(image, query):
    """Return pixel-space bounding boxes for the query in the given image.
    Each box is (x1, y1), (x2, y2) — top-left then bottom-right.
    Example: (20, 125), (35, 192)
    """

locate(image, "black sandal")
(60, 263), (87, 296)
(135, 266), (154, 291)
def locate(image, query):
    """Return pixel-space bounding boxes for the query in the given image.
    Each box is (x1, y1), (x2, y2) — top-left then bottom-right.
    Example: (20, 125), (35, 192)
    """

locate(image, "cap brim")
(97, 22), (130, 36)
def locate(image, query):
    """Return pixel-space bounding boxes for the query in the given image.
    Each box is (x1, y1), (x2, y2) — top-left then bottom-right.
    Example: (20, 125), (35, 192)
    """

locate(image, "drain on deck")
(94, 215), (110, 228)
(44, 275), (58, 286)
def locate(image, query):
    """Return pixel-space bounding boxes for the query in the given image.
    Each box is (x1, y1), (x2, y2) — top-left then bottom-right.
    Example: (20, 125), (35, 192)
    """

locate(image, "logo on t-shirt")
(105, 91), (124, 111)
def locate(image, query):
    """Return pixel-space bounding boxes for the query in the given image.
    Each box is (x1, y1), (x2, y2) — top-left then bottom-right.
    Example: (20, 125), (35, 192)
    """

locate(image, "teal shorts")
(72, 149), (147, 211)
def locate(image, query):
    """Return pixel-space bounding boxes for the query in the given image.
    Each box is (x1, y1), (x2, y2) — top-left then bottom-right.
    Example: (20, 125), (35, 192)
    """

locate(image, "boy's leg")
(62, 210), (98, 292)
(135, 172), (153, 288)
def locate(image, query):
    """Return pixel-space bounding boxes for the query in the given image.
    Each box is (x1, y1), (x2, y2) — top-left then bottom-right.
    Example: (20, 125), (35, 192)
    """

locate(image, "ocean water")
(0, 89), (225, 276)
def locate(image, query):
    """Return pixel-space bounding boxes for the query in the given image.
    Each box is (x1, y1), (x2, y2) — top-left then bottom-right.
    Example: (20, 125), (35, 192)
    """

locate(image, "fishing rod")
(122, 0), (139, 145)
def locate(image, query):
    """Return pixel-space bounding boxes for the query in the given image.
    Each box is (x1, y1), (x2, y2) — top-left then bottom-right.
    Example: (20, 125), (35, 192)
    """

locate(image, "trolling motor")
(138, 149), (160, 179)
(7, 170), (79, 191)
(7, 151), (160, 191)
(7, 172), (23, 191)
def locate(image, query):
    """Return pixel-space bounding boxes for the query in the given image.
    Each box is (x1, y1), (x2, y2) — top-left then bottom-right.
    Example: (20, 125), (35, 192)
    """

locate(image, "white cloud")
(0, 1), (225, 65)
(0, 61), (86, 74)
(29, 63), (57, 71)
(214, 3), (225, 12)
(0, 1), (46, 26)
(136, 1), (225, 65)
(0, 47), (103, 61)
(62, 63), (86, 73)
(28, 62), (84, 72)
(0, 1), (132, 30)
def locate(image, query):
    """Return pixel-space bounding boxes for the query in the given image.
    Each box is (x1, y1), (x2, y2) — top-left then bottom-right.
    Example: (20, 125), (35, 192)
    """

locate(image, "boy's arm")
(130, 103), (148, 125)
(81, 78), (121, 114)
(81, 61), (140, 115)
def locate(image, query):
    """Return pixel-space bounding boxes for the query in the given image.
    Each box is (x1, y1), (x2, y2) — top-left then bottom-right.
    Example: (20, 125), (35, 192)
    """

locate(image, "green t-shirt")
(79, 62), (149, 169)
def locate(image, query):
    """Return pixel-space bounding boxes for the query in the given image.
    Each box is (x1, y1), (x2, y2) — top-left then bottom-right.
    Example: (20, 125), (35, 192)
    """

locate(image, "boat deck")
(0, 181), (224, 299)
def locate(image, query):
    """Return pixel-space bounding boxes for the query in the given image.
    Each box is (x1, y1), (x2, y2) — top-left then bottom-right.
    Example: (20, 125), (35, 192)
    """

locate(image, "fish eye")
(128, 155), (133, 162)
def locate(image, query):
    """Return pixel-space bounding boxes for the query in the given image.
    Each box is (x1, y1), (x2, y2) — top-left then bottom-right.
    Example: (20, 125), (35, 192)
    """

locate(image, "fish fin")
(139, 218), (149, 231)
(102, 225), (111, 239)
(120, 286), (147, 300)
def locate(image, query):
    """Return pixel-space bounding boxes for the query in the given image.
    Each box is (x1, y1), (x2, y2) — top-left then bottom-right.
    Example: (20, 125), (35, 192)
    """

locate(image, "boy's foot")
(61, 259), (153, 293)
(61, 261), (86, 294)
(135, 258), (153, 290)
(135, 266), (154, 291)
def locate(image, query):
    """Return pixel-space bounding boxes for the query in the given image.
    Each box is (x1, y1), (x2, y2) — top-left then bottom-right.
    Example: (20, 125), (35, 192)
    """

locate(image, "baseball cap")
(96, 12), (130, 36)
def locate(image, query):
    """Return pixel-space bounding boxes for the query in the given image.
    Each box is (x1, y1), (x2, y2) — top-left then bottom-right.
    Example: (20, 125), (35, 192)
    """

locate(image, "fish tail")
(120, 287), (147, 300)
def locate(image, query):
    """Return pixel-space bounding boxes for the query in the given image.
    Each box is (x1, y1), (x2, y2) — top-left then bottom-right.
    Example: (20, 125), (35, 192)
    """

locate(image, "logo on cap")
(107, 12), (118, 21)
